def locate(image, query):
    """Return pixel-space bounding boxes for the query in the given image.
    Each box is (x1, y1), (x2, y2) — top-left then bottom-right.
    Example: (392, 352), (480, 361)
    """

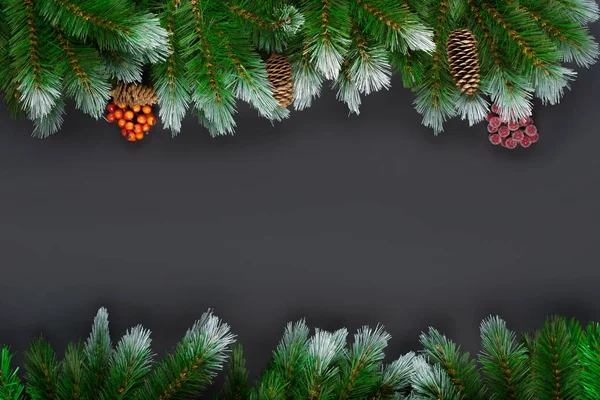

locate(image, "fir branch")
(100, 325), (154, 400)
(371, 352), (415, 399)
(55, 28), (111, 120)
(411, 356), (461, 400)
(57, 342), (84, 400)
(5, 0), (62, 120)
(82, 307), (113, 400)
(221, 344), (250, 400)
(289, 35), (324, 110)
(300, 328), (348, 400)
(31, 98), (66, 138)
(152, 0), (190, 135)
(227, 1), (304, 52)
(420, 328), (485, 400)
(337, 325), (390, 400)
(353, 0), (434, 53)
(478, 316), (533, 400)
(547, 0), (600, 25)
(140, 309), (235, 400)
(37, 0), (169, 63)
(0, 347), (25, 400)
(24, 337), (60, 400)
(533, 316), (583, 400)
(301, 0), (352, 80)
(578, 322), (600, 400)
(0, 5), (23, 118)
(101, 51), (144, 84)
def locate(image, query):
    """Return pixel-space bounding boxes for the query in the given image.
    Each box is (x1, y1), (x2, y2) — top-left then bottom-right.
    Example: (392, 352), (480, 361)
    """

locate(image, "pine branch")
(0, 4), (23, 118)
(55, 28), (111, 120)
(24, 337), (60, 400)
(82, 307), (114, 400)
(546, 0), (600, 25)
(300, 0), (352, 80)
(0, 347), (25, 400)
(337, 325), (390, 400)
(100, 325), (154, 400)
(352, 0), (434, 53)
(57, 342), (84, 400)
(37, 0), (169, 63)
(140, 309), (235, 400)
(420, 328), (485, 400)
(533, 316), (583, 400)
(101, 51), (144, 83)
(371, 352), (415, 399)
(411, 356), (461, 400)
(578, 322), (600, 400)
(221, 344), (250, 400)
(288, 34), (324, 110)
(478, 316), (533, 400)
(152, 0), (190, 135)
(300, 328), (348, 400)
(5, 0), (62, 120)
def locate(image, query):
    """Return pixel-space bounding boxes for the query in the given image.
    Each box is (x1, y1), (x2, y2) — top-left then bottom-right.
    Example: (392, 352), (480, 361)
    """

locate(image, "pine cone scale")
(447, 29), (481, 96)
(266, 53), (294, 108)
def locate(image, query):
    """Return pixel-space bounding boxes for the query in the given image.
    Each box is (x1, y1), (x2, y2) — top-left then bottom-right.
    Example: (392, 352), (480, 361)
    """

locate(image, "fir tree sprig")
(532, 316), (583, 400)
(420, 328), (485, 400)
(82, 307), (114, 400)
(478, 316), (533, 400)
(0, 346), (25, 400)
(220, 344), (250, 400)
(140, 309), (235, 400)
(57, 342), (85, 400)
(411, 356), (461, 400)
(100, 325), (154, 400)
(336, 325), (391, 400)
(24, 337), (60, 400)
(577, 322), (600, 400)
(371, 352), (415, 399)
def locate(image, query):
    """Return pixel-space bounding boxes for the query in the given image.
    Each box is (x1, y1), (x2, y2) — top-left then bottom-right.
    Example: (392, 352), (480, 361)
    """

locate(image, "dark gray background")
(1, 24), (600, 394)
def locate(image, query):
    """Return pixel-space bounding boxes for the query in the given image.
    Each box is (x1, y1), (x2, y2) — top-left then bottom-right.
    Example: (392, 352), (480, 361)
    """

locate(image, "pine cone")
(447, 29), (481, 96)
(110, 83), (158, 107)
(265, 53), (294, 108)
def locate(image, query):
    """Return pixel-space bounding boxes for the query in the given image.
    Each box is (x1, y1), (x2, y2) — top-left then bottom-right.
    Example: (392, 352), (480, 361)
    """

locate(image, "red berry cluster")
(106, 103), (158, 142)
(486, 104), (539, 149)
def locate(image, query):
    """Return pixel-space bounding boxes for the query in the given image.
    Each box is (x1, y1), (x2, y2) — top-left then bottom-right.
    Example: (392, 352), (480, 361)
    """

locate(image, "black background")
(1, 23), (600, 396)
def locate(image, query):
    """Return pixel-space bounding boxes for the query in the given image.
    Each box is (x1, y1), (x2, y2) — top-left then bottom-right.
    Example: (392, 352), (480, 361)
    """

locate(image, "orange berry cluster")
(106, 103), (157, 142)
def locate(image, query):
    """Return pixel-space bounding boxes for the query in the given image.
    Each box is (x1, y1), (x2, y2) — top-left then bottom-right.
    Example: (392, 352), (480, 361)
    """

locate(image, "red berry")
(512, 130), (524, 142)
(146, 115), (157, 126)
(134, 124), (144, 134)
(521, 137), (531, 148)
(505, 138), (518, 149)
(489, 134), (501, 145)
(125, 121), (135, 131)
(491, 104), (500, 114)
(489, 116), (501, 128)
(498, 125), (510, 138)
(124, 110), (135, 121)
(107, 104), (116, 113)
(143, 123), (151, 133)
(114, 109), (124, 120)
(106, 113), (116, 123)
(508, 120), (520, 131)
(142, 105), (152, 115)
(121, 128), (128, 137)
(525, 125), (538, 136)
(117, 119), (127, 128)
(529, 133), (539, 143)
(488, 123), (499, 133)
(486, 112), (497, 121)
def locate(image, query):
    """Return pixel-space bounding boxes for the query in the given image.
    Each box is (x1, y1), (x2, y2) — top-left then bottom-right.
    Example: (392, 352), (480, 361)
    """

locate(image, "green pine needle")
(221, 344), (250, 400)
(24, 337), (60, 400)
(82, 307), (114, 400)
(57, 342), (85, 400)
(0, 346), (25, 400)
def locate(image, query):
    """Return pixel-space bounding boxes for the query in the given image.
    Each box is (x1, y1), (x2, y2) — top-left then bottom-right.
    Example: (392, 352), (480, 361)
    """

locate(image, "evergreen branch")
(301, 0), (352, 80)
(337, 325), (390, 400)
(547, 0), (599, 24)
(57, 342), (84, 400)
(478, 316), (533, 400)
(0, 4), (23, 118)
(101, 51), (144, 83)
(100, 325), (154, 400)
(82, 307), (113, 400)
(221, 344), (250, 400)
(30, 98), (66, 138)
(24, 337), (60, 400)
(0, 347), (25, 400)
(5, 0), (62, 120)
(227, 1), (304, 52)
(371, 352), (415, 399)
(388, 50), (427, 89)
(533, 316), (583, 400)
(37, 0), (169, 62)
(353, 0), (434, 53)
(420, 328), (485, 400)
(140, 309), (235, 400)
(289, 35), (324, 110)
(411, 356), (461, 400)
(250, 369), (286, 400)
(579, 322), (600, 400)
(55, 28), (111, 120)
(300, 328), (348, 400)
(152, 0), (190, 135)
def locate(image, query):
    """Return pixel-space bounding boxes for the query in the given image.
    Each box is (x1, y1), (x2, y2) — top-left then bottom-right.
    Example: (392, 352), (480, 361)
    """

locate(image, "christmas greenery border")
(0, 0), (598, 145)
(2, 308), (600, 400)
